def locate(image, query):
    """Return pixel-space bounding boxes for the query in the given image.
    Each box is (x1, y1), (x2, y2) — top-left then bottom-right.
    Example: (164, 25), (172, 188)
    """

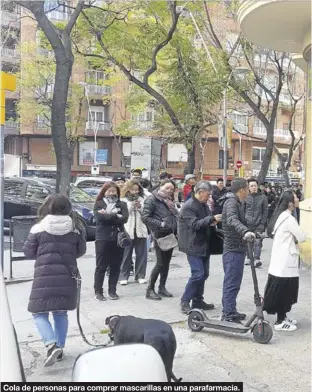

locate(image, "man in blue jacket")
(179, 181), (222, 314)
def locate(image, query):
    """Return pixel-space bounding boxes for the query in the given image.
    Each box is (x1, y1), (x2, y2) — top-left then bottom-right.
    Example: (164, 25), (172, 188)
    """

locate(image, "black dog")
(105, 315), (182, 382)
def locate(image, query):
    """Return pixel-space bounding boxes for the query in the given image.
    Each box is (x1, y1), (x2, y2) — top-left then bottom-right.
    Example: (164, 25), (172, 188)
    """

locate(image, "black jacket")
(222, 193), (249, 253)
(94, 199), (129, 242)
(243, 191), (268, 232)
(178, 197), (214, 257)
(141, 193), (178, 239)
(211, 186), (228, 214)
(22, 215), (86, 314)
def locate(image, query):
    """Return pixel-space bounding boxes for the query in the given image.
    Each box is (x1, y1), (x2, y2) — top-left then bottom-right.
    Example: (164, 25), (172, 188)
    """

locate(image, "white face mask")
(105, 195), (118, 203)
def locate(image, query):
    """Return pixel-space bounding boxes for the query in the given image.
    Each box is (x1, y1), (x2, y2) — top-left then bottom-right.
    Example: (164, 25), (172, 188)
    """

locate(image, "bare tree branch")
(143, 1), (180, 85)
(65, 0), (85, 35)
(203, 1), (222, 49)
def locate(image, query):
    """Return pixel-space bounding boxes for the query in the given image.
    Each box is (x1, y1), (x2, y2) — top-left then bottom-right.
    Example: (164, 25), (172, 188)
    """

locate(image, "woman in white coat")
(263, 190), (306, 332)
(119, 180), (148, 285)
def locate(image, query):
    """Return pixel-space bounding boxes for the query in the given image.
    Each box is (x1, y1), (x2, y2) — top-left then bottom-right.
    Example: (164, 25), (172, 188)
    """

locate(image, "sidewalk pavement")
(4, 240), (311, 391)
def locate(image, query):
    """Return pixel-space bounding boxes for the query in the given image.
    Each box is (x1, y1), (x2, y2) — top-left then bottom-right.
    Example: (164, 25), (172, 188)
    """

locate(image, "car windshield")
(69, 185), (95, 203)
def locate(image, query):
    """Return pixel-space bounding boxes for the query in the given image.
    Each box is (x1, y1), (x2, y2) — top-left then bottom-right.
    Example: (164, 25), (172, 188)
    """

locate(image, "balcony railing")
(253, 126), (267, 137)
(37, 47), (54, 57)
(87, 84), (111, 95)
(253, 126), (291, 139)
(274, 128), (291, 138)
(46, 10), (69, 21)
(132, 121), (155, 131)
(1, 11), (20, 28)
(1, 47), (20, 60)
(5, 120), (19, 129)
(36, 120), (50, 129)
(86, 121), (111, 131)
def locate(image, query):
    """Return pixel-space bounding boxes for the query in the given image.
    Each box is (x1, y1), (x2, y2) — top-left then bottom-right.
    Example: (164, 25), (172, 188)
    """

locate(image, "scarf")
(104, 197), (118, 214)
(156, 191), (178, 217)
(127, 193), (140, 201)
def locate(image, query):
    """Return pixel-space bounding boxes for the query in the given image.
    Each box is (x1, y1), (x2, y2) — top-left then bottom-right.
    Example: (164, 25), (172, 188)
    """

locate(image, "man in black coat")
(243, 178), (268, 267)
(211, 178), (227, 215)
(221, 178), (255, 323)
(179, 181), (222, 313)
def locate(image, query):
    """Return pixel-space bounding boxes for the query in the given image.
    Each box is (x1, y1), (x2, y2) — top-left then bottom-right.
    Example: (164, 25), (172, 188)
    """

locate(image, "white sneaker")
(274, 320), (297, 331)
(138, 278), (147, 284)
(120, 280), (128, 285)
(245, 259), (251, 266)
(285, 316), (297, 325)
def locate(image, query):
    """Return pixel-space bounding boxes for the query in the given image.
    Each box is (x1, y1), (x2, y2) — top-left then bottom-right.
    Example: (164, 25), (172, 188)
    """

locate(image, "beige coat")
(121, 196), (148, 239)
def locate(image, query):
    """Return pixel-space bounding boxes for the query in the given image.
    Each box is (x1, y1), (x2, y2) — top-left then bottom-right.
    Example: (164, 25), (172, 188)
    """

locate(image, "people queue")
(22, 170), (306, 367)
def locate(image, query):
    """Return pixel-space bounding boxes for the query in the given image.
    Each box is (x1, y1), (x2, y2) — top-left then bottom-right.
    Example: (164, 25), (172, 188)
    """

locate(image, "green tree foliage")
(75, 0), (228, 173)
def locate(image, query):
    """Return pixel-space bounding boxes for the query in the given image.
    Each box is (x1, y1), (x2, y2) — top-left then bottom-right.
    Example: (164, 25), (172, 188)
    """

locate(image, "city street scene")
(1, 0), (311, 390)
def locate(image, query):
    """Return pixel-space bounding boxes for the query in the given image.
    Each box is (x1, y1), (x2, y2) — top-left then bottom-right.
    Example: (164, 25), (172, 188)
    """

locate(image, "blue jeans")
(181, 255), (210, 302)
(33, 311), (68, 348)
(146, 234), (152, 252)
(222, 252), (245, 317)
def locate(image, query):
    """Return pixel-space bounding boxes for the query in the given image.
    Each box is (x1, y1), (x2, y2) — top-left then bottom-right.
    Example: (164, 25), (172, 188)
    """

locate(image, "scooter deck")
(202, 318), (250, 334)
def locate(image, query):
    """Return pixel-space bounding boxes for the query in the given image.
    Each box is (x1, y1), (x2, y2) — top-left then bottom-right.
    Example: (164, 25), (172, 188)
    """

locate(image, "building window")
(87, 106), (109, 123)
(252, 147), (266, 162)
(230, 113), (248, 126)
(86, 70), (108, 85)
(283, 122), (289, 130)
(44, 1), (69, 20)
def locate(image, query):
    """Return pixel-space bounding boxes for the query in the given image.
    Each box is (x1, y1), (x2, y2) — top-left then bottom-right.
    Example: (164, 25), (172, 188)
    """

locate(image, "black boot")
(158, 286), (173, 297)
(146, 288), (161, 300)
(181, 300), (191, 314)
(192, 300), (214, 310)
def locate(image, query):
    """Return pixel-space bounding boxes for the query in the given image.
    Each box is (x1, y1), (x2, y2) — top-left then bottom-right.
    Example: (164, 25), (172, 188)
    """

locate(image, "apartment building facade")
(1, 1), (304, 183)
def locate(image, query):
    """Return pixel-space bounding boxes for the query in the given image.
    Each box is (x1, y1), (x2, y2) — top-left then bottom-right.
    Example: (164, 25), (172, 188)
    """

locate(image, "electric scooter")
(187, 236), (273, 344)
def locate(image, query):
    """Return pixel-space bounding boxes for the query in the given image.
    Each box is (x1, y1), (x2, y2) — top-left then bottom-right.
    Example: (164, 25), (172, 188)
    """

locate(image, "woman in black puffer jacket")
(22, 195), (86, 368)
(93, 182), (129, 301)
(142, 179), (178, 300)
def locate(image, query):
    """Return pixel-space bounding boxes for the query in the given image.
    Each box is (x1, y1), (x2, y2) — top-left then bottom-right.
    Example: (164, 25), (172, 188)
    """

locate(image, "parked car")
(4, 177), (96, 240)
(74, 176), (112, 197)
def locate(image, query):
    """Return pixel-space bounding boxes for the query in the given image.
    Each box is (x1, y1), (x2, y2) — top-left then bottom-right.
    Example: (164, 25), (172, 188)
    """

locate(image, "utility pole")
(223, 89), (227, 184)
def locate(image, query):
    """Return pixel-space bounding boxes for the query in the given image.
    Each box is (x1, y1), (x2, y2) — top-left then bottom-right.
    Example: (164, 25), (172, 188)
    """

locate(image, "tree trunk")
(51, 59), (73, 194)
(257, 125), (274, 184)
(282, 168), (290, 187)
(274, 146), (291, 187)
(185, 145), (196, 175)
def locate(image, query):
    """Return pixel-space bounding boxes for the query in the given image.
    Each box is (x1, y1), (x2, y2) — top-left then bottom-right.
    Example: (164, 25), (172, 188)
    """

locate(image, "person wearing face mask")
(243, 178), (268, 268)
(119, 180), (148, 285)
(263, 191), (306, 332)
(142, 180), (178, 300)
(93, 182), (129, 301)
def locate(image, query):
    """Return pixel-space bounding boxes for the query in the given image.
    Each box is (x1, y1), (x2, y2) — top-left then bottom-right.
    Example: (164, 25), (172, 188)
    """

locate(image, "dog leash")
(76, 276), (114, 348)
(52, 235), (113, 348)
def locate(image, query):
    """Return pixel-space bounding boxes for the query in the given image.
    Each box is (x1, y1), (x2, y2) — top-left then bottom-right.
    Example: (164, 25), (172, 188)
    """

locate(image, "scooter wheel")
(188, 311), (204, 332)
(252, 321), (273, 344)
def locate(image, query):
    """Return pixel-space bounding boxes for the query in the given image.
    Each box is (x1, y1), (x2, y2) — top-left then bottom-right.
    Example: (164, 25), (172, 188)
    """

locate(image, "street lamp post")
(79, 82), (99, 172)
